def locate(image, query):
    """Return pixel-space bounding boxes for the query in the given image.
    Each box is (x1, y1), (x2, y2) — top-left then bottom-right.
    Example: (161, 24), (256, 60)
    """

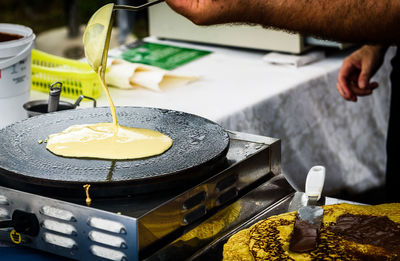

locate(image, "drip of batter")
(46, 4), (172, 160)
(83, 184), (92, 206)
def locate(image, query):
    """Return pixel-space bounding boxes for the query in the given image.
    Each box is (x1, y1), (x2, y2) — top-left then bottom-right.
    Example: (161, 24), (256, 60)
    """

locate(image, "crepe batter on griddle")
(46, 4), (172, 160)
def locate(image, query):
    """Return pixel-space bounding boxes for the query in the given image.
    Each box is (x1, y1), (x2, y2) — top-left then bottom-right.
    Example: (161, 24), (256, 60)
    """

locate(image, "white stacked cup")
(0, 23), (36, 129)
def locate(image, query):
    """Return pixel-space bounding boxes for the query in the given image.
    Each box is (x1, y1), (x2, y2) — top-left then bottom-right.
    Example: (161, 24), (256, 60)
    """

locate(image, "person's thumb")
(358, 61), (373, 89)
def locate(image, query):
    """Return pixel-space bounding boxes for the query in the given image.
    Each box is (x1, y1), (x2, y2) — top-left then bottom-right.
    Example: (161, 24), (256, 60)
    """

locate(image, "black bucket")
(23, 95), (96, 118)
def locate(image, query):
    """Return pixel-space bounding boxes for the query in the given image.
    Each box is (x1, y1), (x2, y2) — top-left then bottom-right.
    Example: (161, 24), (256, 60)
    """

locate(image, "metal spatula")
(83, 0), (164, 77)
(289, 166), (326, 252)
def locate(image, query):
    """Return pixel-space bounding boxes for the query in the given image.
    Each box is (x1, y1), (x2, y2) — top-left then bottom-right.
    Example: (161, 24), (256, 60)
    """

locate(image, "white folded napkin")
(105, 59), (199, 91)
(262, 50), (325, 67)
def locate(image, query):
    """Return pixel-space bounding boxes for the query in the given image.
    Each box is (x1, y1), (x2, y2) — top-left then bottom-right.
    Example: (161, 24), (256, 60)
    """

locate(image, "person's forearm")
(168, 0), (400, 45)
(245, 0), (399, 44)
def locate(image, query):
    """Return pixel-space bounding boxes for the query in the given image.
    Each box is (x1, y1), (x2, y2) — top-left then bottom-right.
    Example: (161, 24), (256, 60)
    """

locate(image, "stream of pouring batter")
(98, 65), (117, 128)
(46, 3), (172, 160)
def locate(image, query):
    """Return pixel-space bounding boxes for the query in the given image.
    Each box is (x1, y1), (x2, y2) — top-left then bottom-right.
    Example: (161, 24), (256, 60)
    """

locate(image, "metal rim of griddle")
(0, 107), (230, 198)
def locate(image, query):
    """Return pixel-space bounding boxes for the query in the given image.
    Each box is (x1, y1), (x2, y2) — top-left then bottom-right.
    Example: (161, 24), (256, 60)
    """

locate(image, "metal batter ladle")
(83, 0), (164, 77)
(115, 0), (164, 11)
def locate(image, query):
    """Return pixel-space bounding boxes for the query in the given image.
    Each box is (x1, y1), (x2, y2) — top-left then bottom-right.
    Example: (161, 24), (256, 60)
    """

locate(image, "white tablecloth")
(30, 39), (396, 196)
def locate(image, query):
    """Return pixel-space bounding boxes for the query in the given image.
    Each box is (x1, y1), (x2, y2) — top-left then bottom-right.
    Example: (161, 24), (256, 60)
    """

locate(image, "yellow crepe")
(46, 4), (173, 160)
(223, 203), (400, 261)
(106, 59), (199, 91)
(46, 122), (172, 160)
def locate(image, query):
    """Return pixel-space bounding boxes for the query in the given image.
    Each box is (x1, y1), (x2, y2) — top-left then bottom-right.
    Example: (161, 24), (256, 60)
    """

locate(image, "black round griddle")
(0, 107), (229, 198)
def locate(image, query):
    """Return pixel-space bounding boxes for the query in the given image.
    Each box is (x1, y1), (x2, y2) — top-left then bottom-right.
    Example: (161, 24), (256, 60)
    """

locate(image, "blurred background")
(0, 0), (149, 58)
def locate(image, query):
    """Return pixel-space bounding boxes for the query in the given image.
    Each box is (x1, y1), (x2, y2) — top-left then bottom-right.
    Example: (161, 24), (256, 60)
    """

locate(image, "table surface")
(9, 38), (395, 259)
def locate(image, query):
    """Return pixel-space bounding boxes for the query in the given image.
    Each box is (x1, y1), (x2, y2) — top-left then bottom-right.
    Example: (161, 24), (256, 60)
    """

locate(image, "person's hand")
(164, 0), (242, 25)
(337, 45), (388, 102)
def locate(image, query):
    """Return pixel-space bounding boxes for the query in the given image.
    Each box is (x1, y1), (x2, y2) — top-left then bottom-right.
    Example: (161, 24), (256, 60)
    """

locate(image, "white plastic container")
(0, 23), (35, 128)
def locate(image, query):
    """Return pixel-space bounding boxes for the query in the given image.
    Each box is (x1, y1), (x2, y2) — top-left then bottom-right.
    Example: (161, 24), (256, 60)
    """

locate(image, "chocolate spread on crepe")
(289, 213), (400, 254)
(289, 215), (321, 252)
(328, 214), (400, 254)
